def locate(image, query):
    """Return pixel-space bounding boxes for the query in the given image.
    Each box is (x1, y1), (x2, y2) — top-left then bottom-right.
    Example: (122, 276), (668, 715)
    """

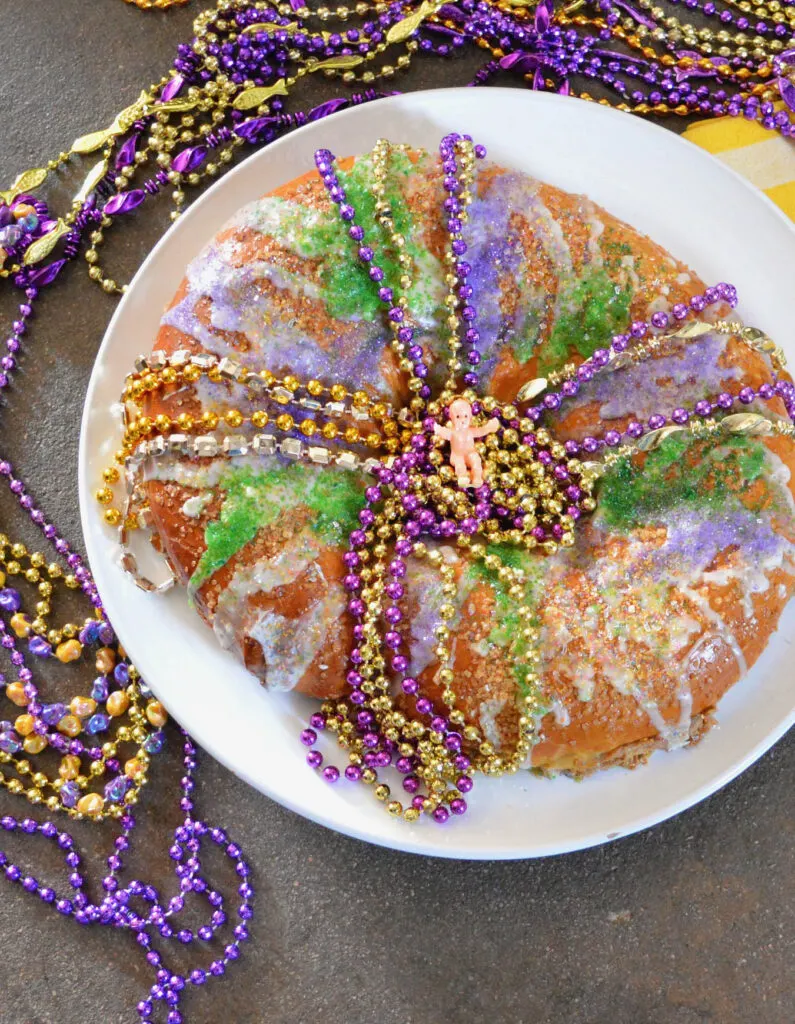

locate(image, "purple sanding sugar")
(160, 237), (393, 396)
(464, 171), (567, 382)
(585, 331), (741, 423)
(648, 507), (786, 582)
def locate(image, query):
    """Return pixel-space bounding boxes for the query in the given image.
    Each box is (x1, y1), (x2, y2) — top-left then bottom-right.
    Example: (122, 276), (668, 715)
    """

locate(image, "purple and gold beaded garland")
(3, 1), (795, 302)
(0, 294), (253, 1024)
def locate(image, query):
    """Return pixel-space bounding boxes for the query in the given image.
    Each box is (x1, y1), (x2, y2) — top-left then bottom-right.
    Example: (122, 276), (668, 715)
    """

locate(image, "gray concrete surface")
(0, 2), (793, 1022)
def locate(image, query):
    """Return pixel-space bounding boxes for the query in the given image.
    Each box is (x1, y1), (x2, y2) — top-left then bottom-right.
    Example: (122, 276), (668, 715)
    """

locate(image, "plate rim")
(78, 87), (795, 860)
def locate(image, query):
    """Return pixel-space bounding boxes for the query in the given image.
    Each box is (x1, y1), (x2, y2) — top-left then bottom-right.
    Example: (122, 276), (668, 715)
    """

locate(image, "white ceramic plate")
(79, 88), (795, 859)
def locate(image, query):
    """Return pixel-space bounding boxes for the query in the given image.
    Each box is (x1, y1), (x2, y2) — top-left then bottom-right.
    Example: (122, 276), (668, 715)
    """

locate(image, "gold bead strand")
(370, 139), (426, 415)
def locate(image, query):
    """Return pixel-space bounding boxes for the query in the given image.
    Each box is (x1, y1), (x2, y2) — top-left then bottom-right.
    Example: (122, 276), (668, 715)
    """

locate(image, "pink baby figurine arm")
(433, 423), (452, 441)
(470, 417), (501, 438)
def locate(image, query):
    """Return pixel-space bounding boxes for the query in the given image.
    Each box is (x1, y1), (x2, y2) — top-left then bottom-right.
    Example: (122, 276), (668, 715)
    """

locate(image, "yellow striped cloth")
(683, 112), (795, 220)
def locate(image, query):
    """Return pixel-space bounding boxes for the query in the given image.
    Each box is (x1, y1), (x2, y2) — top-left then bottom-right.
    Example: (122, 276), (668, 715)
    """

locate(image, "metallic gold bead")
(57, 714), (82, 738)
(77, 793), (105, 817)
(6, 682), (28, 706)
(14, 714), (35, 737)
(276, 413), (294, 432)
(104, 508), (122, 527)
(145, 700), (168, 728)
(95, 487), (113, 505)
(56, 639), (83, 664)
(329, 383), (346, 402)
(251, 410), (269, 428)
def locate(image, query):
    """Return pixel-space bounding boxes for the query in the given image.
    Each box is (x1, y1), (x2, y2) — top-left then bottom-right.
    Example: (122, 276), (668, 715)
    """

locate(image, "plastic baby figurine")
(433, 398), (501, 488)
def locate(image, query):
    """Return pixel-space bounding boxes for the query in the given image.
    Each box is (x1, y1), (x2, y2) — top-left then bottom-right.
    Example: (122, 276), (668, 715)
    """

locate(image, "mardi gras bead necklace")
(2, 2), (794, 303)
(0, 350), (253, 1020)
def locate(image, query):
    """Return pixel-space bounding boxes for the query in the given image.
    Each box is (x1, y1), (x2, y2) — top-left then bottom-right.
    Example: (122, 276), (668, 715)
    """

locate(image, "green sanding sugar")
(290, 150), (436, 323)
(304, 465), (364, 545)
(597, 433), (772, 531)
(190, 462), (363, 591)
(511, 311), (542, 365)
(538, 268), (632, 373)
(467, 544), (546, 685)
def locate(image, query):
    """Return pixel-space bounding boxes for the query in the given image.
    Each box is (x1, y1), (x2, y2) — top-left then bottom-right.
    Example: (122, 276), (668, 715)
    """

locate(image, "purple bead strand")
(520, 283), (738, 420)
(0, 735), (252, 1024)
(438, 133), (488, 390)
(314, 147), (434, 402)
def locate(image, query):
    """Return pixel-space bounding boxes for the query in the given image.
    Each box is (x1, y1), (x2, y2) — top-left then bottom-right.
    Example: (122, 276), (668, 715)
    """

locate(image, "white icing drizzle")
(233, 195), (324, 243)
(677, 582), (748, 676)
(619, 254), (641, 293)
(582, 201), (606, 267)
(210, 529), (343, 692)
(248, 588), (346, 693)
(146, 452), (284, 490)
(478, 698), (506, 747)
(223, 534), (320, 603)
(575, 661), (596, 703)
(147, 456), (230, 489)
(640, 684), (693, 751)
(210, 529), (335, 692)
(550, 698), (571, 727)
(181, 493), (212, 519)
